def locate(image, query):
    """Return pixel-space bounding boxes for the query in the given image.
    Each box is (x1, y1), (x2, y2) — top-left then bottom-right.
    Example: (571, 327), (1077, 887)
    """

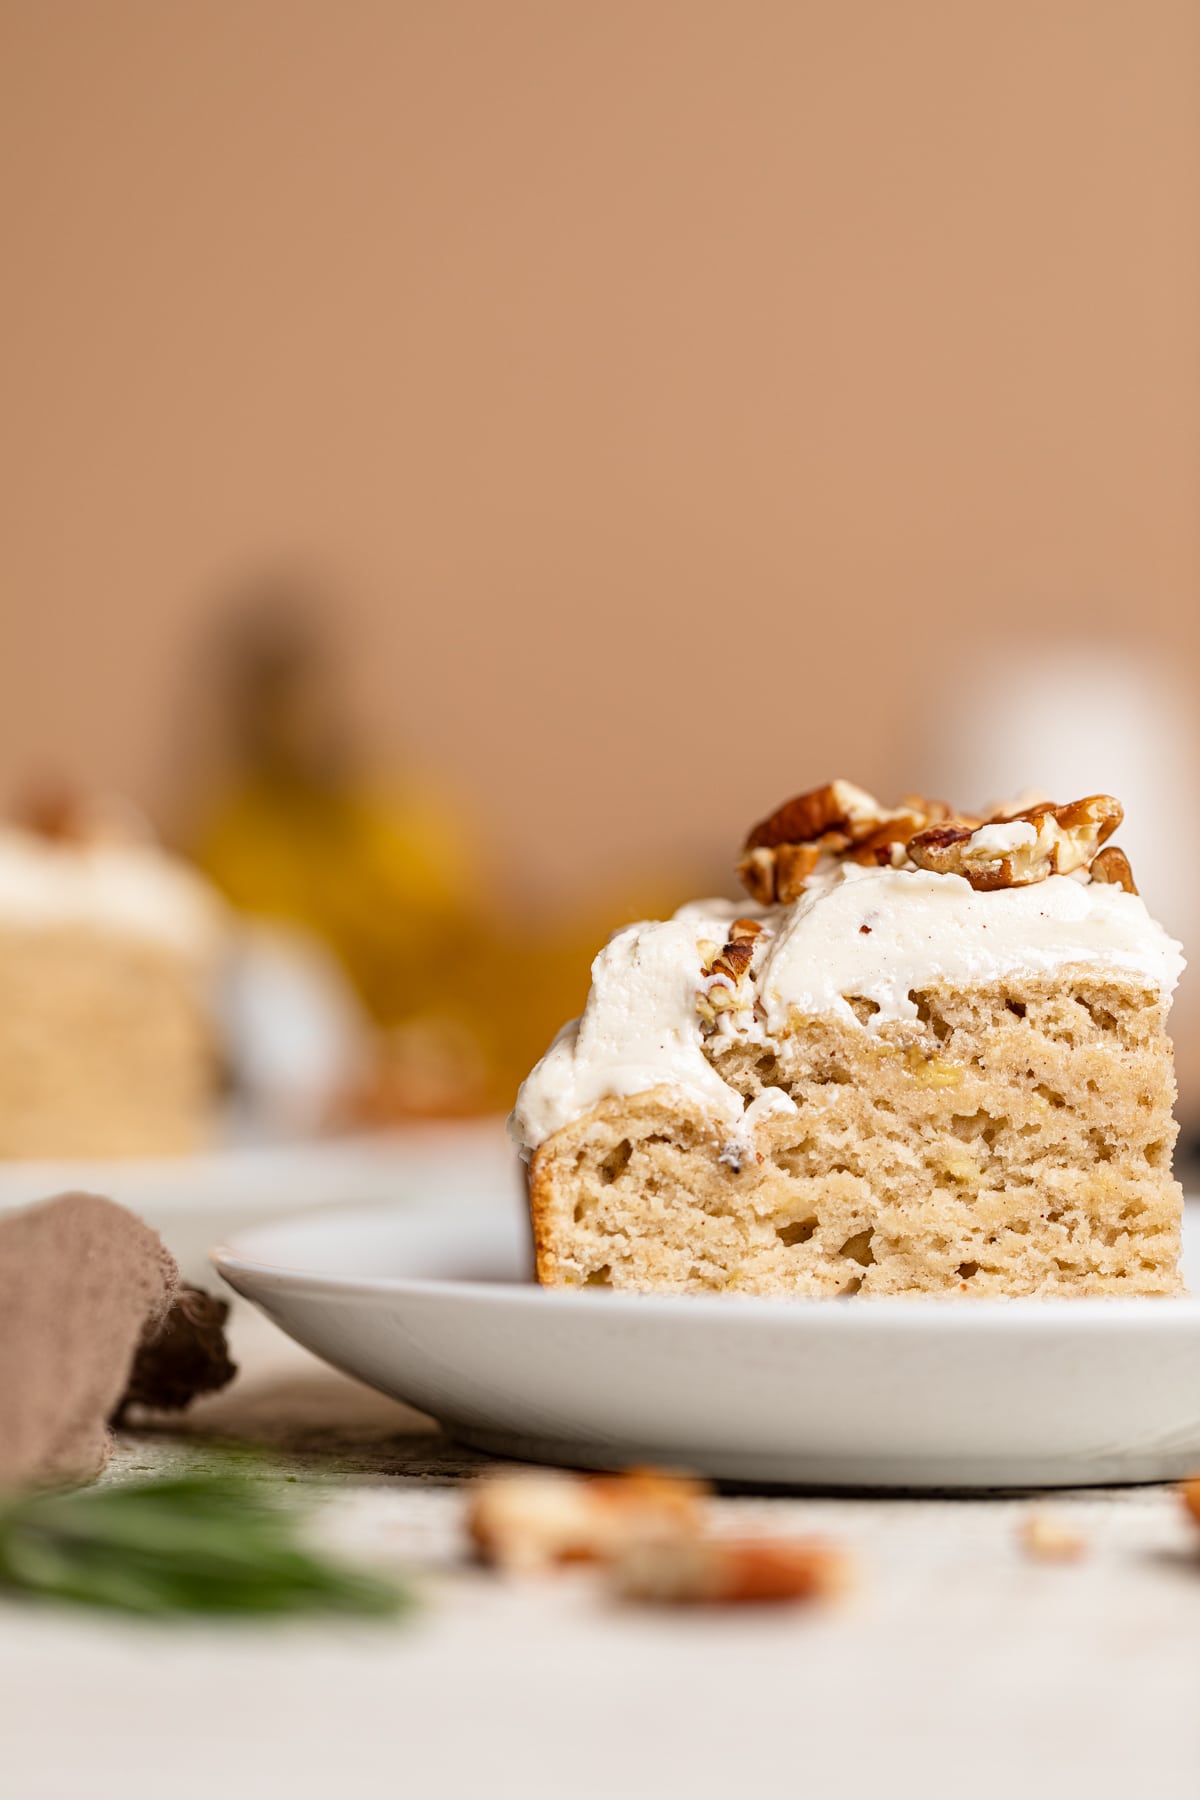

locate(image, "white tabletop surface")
(4, 1306), (1200, 1800)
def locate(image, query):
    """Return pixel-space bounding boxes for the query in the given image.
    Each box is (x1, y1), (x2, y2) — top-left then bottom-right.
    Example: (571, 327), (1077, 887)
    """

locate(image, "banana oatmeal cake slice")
(511, 781), (1185, 1298)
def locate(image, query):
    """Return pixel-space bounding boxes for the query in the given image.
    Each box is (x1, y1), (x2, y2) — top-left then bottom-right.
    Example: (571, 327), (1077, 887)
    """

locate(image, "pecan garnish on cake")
(736, 780), (1135, 900)
(907, 795), (1123, 890)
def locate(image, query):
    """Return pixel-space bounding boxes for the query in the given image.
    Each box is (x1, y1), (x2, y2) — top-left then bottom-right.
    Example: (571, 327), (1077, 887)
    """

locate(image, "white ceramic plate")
(214, 1199), (1200, 1490)
(0, 1119), (519, 1284)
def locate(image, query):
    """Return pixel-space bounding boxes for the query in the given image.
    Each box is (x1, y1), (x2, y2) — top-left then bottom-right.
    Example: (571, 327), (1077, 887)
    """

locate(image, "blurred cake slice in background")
(513, 781), (1186, 1299)
(0, 790), (227, 1158)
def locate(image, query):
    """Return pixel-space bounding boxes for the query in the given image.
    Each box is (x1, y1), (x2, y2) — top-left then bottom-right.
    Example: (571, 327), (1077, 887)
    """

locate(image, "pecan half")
(744, 779), (895, 851)
(908, 795), (1123, 890)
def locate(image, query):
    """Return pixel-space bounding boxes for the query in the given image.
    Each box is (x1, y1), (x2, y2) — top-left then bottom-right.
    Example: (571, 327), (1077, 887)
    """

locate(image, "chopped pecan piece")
(698, 918), (766, 1023)
(728, 918), (763, 941)
(701, 918), (763, 981)
(711, 939), (755, 981)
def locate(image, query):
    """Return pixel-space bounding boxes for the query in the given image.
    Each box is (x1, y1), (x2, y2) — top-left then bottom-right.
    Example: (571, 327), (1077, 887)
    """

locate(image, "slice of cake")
(0, 800), (227, 1158)
(511, 782), (1186, 1297)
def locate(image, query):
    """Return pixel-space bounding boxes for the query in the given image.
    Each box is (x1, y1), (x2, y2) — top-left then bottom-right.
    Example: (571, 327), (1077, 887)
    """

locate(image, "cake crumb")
(1019, 1513), (1088, 1562)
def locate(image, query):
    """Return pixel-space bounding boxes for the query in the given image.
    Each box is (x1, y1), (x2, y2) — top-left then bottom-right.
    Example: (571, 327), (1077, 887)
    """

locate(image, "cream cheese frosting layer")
(509, 862), (1184, 1156)
(0, 828), (227, 956)
(510, 919), (747, 1153)
(755, 863), (1184, 1032)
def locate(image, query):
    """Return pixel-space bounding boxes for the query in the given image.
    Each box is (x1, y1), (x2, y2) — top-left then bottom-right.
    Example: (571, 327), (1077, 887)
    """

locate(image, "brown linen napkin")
(0, 1191), (235, 1490)
(117, 1283), (236, 1421)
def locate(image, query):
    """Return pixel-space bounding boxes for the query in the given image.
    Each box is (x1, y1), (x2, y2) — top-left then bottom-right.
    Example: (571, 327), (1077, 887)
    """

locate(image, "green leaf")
(0, 1470), (410, 1620)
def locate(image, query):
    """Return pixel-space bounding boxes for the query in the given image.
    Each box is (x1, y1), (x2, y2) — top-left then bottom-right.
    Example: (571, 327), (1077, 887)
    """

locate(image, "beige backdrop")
(2, 1), (1198, 914)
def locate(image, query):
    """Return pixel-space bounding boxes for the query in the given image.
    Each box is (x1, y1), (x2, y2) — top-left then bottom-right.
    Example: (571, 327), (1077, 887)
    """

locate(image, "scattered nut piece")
(708, 920), (764, 978)
(908, 795), (1123, 891)
(469, 1468), (854, 1612)
(467, 1472), (602, 1571)
(612, 1533), (852, 1606)
(1019, 1514), (1088, 1562)
(1090, 845), (1138, 895)
(1179, 1476), (1200, 1528)
(467, 1467), (708, 1572)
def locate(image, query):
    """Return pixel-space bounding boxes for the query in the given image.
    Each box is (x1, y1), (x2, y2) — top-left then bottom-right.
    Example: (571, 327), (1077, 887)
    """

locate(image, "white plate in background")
(214, 1197), (1200, 1491)
(0, 1118), (520, 1284)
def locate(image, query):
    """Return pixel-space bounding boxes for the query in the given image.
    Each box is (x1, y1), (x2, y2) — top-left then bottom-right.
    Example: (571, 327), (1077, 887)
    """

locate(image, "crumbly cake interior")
(0, 927), (219, 1158)
(529, 969), (1182, 1298)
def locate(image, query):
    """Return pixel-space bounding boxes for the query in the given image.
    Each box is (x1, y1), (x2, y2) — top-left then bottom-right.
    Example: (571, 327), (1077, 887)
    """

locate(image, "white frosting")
(510, 919), (746, 1151)
(509, 860), (1184, 1156)
(757, 862), (1184, 1031)
(0, 827), (227, 956)
(962, 819), (1039, 859)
